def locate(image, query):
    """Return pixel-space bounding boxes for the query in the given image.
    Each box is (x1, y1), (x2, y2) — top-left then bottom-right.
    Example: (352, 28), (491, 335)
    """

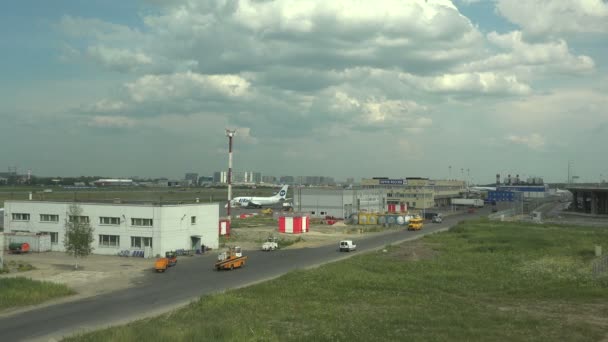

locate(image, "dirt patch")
(387, 242), (440, 262)
(0, 251), (151, 313)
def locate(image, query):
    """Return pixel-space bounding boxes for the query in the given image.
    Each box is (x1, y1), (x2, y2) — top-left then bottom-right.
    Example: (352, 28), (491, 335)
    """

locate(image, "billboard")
(379, 179), (406, 185)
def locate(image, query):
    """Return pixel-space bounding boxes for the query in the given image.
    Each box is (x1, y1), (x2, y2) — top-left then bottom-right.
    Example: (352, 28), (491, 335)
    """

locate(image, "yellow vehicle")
(261, 208), (273, 215)
(214, 246), (247, 271)
(408, 217), (424, 231)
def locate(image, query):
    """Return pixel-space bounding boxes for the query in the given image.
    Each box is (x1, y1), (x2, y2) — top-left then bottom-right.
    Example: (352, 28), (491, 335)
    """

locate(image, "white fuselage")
(228, 185), (289, 208)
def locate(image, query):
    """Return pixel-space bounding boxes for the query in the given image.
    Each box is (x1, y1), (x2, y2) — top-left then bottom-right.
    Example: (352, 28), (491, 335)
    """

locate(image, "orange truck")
(214, 246), (247, 270)
(155, 251), (178, 273)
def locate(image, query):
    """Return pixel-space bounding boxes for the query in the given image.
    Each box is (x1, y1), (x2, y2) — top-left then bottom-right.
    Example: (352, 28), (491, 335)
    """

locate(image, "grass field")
(68, 219), (608, 341)
(0, 277), (75, 310)
(0, 186), (278, 207)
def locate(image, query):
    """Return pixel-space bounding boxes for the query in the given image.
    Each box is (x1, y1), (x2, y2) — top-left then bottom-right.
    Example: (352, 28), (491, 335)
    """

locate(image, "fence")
(593, 256), (608, 277)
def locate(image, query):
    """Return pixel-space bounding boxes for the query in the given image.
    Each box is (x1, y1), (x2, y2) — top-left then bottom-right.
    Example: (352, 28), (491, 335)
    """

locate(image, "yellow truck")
(408, 217), (424, 231)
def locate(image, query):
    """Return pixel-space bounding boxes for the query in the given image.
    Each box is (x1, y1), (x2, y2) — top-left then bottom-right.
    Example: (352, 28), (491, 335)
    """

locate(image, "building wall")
(3, 201), (219, 256)
(295, 188), (384, 218)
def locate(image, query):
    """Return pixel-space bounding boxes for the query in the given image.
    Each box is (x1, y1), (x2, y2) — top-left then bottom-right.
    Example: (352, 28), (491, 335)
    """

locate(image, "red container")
(219, 220), (231, 236)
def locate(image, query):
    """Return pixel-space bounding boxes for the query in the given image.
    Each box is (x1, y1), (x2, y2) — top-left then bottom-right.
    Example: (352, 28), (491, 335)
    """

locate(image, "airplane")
(225, 185), (290, 209)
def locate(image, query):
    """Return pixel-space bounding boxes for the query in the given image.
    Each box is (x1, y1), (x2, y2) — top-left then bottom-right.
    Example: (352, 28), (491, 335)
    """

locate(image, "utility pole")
(226, 129), (236, 225)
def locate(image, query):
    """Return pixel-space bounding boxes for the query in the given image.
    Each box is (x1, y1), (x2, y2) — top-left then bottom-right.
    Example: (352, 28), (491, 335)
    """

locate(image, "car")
(339, 240), (356, 252)
(432, 215), (443, 223)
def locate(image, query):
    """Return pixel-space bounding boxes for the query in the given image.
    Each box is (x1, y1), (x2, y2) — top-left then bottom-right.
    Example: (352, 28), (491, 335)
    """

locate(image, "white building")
(3, 201), (219, 256)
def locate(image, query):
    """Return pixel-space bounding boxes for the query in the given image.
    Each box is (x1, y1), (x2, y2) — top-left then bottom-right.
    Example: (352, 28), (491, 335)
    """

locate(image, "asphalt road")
(0, 208), (491, 341)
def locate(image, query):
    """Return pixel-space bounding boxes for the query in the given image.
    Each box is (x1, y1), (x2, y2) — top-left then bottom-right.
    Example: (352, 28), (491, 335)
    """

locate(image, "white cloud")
(497, 0), (608, 36)
(87, 46), (153, 72)
(87, 99), (127, 113)
(87, 115), (137, 128)
(328, 91), (430, 130)
(401, 71), (531, 95)
(125, 72), (251, 103)
(506, 133), (545, 150)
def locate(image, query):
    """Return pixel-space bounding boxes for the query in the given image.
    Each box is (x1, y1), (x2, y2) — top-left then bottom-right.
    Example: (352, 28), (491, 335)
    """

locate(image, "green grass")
(0, 277), (75, 310)
(67, 220), (608, 341)
(0, 186), (278, 207)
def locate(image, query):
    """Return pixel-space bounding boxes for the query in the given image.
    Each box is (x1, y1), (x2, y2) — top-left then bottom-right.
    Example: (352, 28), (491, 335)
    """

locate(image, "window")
(131, 218), (153, 227)
(191, 216), (196, 224)
(40, 214), (59, 222)
(69, 215), (90, 224)
(99, 235), (120, 247)
(41, 232), (59, 244)
(131, 236), (153, 248)
(12, 213), (30, 221)
(99, 217), (120, 225)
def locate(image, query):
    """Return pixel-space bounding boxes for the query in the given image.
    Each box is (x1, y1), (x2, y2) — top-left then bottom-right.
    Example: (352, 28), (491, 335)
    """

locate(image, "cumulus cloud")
(326, 90), (430, 131)
(461, 31), (595, 74)
(497, 0), (608, 36)
(38, 1), (606, 179)
(506, 133), (545, 150)
(400, 71), (531, 95)
(125, 72), (251, 103)
(87, 46), (153, 72)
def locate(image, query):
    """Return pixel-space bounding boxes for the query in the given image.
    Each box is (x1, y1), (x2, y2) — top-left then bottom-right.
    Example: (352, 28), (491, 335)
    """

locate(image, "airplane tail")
(275, 185), (289, 199)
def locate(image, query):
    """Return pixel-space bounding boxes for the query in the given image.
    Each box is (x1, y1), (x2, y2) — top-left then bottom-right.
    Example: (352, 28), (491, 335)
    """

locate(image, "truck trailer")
(451, 198), (484, 208)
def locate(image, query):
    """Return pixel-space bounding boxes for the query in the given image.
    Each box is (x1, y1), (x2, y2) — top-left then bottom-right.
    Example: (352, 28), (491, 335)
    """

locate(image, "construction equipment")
(408, 216), (424, 231)
(214, 246), (247, 270)
(261, 208), (273, 215)
(154, 251), (178, 273)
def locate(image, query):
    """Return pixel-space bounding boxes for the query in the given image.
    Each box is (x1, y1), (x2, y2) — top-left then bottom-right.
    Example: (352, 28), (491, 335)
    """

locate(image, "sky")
(1, 0), (607, 184)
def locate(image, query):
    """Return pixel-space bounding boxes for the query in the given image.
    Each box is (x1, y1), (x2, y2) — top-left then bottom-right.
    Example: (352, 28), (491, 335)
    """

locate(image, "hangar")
(3, 200), (219, 256)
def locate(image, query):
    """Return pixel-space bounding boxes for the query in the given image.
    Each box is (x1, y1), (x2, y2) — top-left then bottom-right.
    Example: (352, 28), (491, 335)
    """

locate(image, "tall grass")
(67, 220), (608, 341)
(0, 277), (75, 310)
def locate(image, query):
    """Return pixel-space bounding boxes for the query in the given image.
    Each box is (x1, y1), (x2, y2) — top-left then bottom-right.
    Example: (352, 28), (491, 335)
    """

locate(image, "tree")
(63, 203), (94, 270)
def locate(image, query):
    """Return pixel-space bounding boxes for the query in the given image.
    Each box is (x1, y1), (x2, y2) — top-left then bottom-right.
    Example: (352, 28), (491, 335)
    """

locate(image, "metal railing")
(593, 256), (608, 277)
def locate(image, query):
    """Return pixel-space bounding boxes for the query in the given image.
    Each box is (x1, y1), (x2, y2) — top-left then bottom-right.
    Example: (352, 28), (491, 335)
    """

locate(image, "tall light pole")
(226, 129), (236, 223)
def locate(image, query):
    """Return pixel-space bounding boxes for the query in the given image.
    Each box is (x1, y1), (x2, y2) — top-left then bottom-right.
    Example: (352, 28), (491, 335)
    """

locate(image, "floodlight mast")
(226, 129), (236, 222)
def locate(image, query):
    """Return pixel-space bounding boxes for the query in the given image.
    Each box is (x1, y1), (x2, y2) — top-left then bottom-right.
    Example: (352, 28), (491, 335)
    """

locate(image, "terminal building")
(566, 186), (608, 216)
(3, 200), (219, 256)
(294, 178), (466, 218)
(360, 177), (466, 209)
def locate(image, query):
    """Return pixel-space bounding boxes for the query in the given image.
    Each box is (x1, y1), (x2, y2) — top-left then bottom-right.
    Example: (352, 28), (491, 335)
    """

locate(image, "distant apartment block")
(184, 173), (199, 185)
(213, 171), (262, 184)
(262, 175), (277, 184)
(280, 176), (295, 184)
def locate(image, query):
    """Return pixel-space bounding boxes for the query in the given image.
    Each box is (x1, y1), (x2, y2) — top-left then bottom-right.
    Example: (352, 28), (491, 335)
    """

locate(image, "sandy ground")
(0, 220), (422, 315)
(0, 251), (153, 315)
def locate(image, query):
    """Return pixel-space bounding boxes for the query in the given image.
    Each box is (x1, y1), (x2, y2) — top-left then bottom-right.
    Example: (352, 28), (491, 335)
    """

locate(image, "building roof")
(5, 200), (217, 207)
